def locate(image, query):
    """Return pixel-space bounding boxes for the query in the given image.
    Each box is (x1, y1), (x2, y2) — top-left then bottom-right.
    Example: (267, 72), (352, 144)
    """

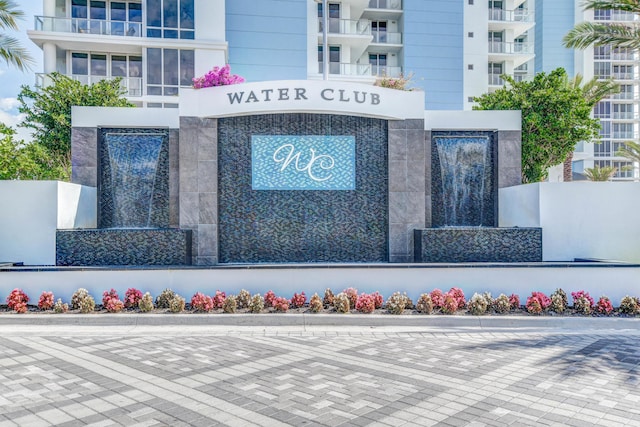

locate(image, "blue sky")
(0, 2), (43, 141)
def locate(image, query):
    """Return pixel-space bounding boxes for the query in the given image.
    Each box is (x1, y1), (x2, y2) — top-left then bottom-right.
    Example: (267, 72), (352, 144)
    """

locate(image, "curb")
(0, 313), (639, 330)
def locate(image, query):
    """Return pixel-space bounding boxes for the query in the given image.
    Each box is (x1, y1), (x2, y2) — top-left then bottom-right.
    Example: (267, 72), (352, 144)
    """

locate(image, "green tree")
(0, 124), (67, 180)
(564, 1), (640, 49)
(18, 73), (134, 177)
(473, 68), (602, 183)
(0, 0), (34, 71)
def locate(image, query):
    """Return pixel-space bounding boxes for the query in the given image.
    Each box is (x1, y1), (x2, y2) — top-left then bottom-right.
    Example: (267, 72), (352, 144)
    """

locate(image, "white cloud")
(0, 97), (20, 111)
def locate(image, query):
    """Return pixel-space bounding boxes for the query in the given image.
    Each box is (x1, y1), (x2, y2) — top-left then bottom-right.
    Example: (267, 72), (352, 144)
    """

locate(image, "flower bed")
(2, 287), (640, 317)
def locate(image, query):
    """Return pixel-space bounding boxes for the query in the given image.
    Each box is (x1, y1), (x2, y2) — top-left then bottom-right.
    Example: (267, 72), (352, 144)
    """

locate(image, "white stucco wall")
(0, 181), (96, 265)
(500, 182), (640, 262)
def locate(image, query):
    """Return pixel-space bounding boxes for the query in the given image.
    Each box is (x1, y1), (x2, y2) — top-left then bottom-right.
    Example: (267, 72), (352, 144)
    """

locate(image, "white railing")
(371, 31), (402, 44)
(371, 66), (402, 78)
(34, 15), (142, 37)
(318, 62), (374, 76)
(612, 132), (638, 139)
(367, 0), (402, 10)
(488, 8), (534, 22)
(318, 18), (371, 35)
(613, 72), (635, 79)
(513, 73), (534, 82)
(612, 112), (638, 120)
(488, 74), (504, 85)
(489, 41), (534, 54)
(612, 91), (639, 100)
(36, 73), (143, 97)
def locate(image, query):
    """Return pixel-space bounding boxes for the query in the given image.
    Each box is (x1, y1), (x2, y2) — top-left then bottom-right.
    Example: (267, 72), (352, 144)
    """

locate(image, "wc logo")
(251, 135), (356, 190)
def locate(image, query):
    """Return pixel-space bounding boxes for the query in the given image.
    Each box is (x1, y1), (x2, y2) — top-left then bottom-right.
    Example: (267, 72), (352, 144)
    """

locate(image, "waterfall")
(434, 135), (493, 227)
(106, 133), (163, 228)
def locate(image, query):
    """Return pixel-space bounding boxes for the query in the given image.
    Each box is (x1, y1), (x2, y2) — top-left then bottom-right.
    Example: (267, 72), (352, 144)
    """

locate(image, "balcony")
(371, 65), (402, 78)
(371, 31), (402, 44)
(513, 73), (534, 82)
(36, 73), (143, 97)
(318, 18), (371, 36)
(488, 74), (504, 86)
(318, 62), (372, 76)
(368, 0), (401, 10)
(613, 72), (635, 80)
(612, 91), (640, 100)
(364, 0), (402, 20)
(489, 8), (534, 23)
(34, 15), (142, 37)
(489, 41), (533, 54)
(612, 112), (639, 120)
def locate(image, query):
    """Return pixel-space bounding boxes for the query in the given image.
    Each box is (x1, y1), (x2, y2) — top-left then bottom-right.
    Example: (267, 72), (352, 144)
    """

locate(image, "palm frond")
(563, 22), (640, 49)
(616, 141), (640, 163)
(584, 165), (617, 181)
(0, 34), (33, 71)
(0, 0), (23, 30)
(579, 0), (640, 13)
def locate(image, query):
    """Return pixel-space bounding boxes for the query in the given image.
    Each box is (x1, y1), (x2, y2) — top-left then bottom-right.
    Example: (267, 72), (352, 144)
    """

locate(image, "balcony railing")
(612, 112), (638, 120)
(513, 73), (534, 82)
(612, 91), (639, 100)
(371, 31), (402, 44)
(371, 65), (402, 78)
(613, 72), (635, 79)
(489, 41), (534, 54)
(318, 18), (371, 35)
(488, 74), (504, 86)
(488, 8), (534, 22)
(34, 15), (142, 37)
(367, 0), (402, 10)
(36, 73), (142, 97)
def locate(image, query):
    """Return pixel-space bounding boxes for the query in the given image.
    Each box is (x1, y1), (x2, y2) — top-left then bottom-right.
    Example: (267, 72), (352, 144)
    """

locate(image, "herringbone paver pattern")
(0, 326), (639, 426)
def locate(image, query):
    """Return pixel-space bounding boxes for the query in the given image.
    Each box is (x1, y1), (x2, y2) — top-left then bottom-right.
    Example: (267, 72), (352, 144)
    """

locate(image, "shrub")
(102, 289), (124, 313)
(248, 294), (264, 313)
(7, 288), (29, 313)
(509, 293), (521, 310)
(71, 288), (90, 310)
(38, 291), (54, 311)
(467, 293), (488, 315)
(493, 294), (510, 314)
(264, 290), (276, 308)
(549, 293), (566, 314)
(192, 64), (244, 89)
(138, 292), (154, 312)
(124, 288), (143, 308)
(272, 296), (289, 312)
(526, 292), (550, 313)
(343, 287), (358, 309)
(323, 288), (335, 307)
(223, 295), (237, 313)
(290, 292), (307, 309)
(169, 295), (185, 313)
(237, 289), (251, 309)
(212, 290), (226, 309)
(374, 72), (414, 91)
(619, 295), (639, 315)
(155, 288), (176, 309)
(53, 298), (69, 313)
(308, 293), (323, 313)
(571, 291), (595, 315)
(440, 294), (459, 315)
(448, 287), (466, 309)
(190, 292), (213, 312)
(430, 289), (445, 309)
(333, 292), (351, 313)
(386, 292), (410, 315)
(415, 293), (433, 314)
(526, 298), (542, 315)
(79, 295), (96, 313)
(372, 291), (384, 309)
(595, 296), (613, 315)
(552, 288), (568, 308)
(482, 292), (494, 308)
(355, 293), (376, 314)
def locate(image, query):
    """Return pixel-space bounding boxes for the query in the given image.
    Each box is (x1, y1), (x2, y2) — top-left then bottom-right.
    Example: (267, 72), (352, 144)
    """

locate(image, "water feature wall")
(431, 131), (497, 227)
(98, 128), (170, 228)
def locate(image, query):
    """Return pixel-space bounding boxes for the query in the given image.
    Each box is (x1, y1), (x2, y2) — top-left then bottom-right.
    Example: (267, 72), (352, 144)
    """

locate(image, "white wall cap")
(425, 110), (521, 131)
(72, 107), (180, 128)
(179, 80), (426, 120)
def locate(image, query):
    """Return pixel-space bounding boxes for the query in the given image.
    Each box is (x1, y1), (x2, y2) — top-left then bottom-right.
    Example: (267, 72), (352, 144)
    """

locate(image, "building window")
(371, 21), (387, 43)
(613, 122), (634, 139)
(147, 48), (194, 96)
(594, 62), (611, 79)
(594, 140), (611, 157)
(147, 0), (194, 39)
(70, 52), (142, 96)
(468, 64), (474, 70)
(594, 46), (610, 60)
(613, 64), (634, 79)
(594, 101), (611, 118)
(468, 97), (474, 102)
(369, 53), (388, 76)
(614, 161), (633, 178)
(594, 9), (611, 20)
(468, 32), (474, 37)
(318, 46), (340, 74)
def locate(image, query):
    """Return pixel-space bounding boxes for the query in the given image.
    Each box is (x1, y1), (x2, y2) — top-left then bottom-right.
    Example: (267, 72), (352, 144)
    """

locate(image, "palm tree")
(616, 141), (640, 179)
(0, 0), (34, 71)
(584, 165), (618, 181)
(564, 1), (640, 49)
(562, 74), (619, 181)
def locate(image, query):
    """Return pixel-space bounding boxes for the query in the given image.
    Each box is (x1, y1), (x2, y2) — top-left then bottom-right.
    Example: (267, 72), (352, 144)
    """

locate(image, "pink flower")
(124, 288), (143, 308)
(192, 64), (245, 89)
(212, 290), (226, 309)
(430, 289), (444, 308)
(290, 292), (306, 308)
(264, 290), (276, 308)
(38, 291), (54, 310)
(355, 293), (376, 314)
(595, 296), (613, 315)
(191, 292), (214, 312)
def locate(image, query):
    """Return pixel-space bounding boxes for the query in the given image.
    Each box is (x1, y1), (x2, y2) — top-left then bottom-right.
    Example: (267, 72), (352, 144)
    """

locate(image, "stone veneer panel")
(179, 117), (218, 265)
(218, 114), (388, 263)
(71, 127), (98, 187)
(414, 227), (542, 263)
(56, 229), (192, 266)
(388, 119), (426, 262)
(497, 130), (522, 188)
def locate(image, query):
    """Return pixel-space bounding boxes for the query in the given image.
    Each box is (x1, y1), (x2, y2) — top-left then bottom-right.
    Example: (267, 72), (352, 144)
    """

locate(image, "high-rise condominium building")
(28, 0), (535, 111)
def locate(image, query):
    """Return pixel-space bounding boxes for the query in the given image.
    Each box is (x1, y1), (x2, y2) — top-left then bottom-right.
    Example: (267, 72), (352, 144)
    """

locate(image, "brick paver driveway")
(0, 324), (639, 426)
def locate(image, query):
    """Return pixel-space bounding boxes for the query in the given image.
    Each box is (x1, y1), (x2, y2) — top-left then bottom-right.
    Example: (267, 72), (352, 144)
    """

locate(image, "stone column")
(388, 119), (426, 263)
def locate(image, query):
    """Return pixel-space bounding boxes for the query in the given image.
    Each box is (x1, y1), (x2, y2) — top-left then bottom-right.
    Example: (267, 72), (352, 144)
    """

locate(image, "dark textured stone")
(218, 114), (388, 263)
(414, 227), (542, 263)
(56, 229), (192, 266)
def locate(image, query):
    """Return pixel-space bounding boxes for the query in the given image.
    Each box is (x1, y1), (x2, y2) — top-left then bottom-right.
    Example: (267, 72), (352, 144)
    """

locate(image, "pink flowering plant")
(212, 290), (226, 309)
(102, 289), (124, 313)
(38, 291), (55, 311)
(290, 292), (307, 308)
(190, 292), (214, 312)
(272, 296), (290, 312)
(192, 64), (244, 89)
(571, 290), (595, 315)
(595, 296), (613, 315)
(526, 292), (550, 314)
(264, 290), (277, 308)
(343, 287), (359, 309)
(430, 289), (445, 309)
(509, 293), (521, 310)
(448, 287), (466, 309)
(124, 288), (143, 308)
(7, 288), (29, 313)
(355, 293), (376, 314)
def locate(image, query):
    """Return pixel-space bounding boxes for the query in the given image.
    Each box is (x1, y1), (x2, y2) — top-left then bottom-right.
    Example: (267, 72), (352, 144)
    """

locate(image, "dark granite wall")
(218, 114), (388, 263)
(98, 128), (170, 228)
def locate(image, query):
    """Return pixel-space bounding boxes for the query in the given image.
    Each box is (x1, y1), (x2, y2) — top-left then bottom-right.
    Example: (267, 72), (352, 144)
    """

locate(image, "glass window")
(129, 56), (142, 77)
(90, 1), (106, 19)
(111, 56), (127, 77)
(164, 0), (178, 28)
(594, 62), (610, 78)
(180, 50), (194, 86)
(163, 49), (179, 87)
(164, 29), (178, 38)
(91, 54), (107, 76)
(72, 53), (88, 75)
(129, 3), (142, 22)
(147, 48), (162, 85)
(72, 0), (87, 18)
(594, 101), (610, 118)
(147, 0), (162, 27)
(180, 0), (194, 29)
(111, 2), (126, 20)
